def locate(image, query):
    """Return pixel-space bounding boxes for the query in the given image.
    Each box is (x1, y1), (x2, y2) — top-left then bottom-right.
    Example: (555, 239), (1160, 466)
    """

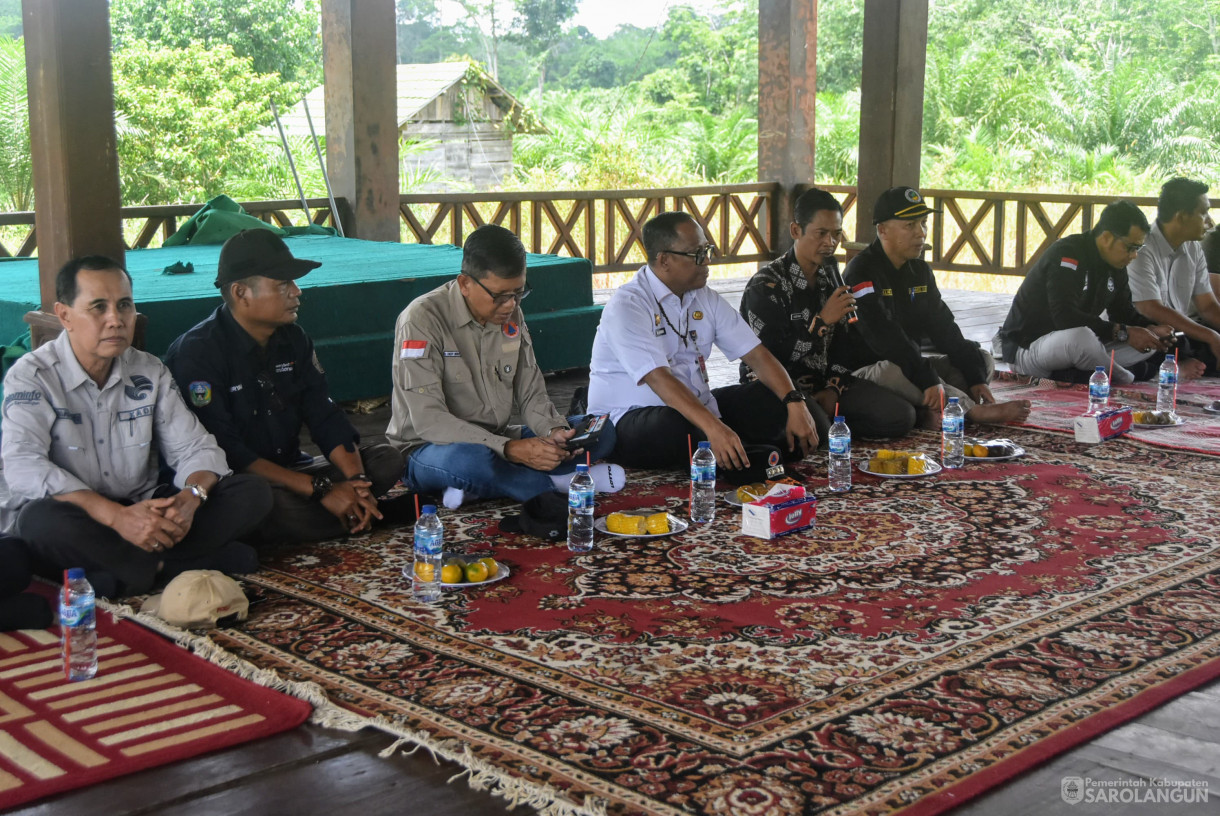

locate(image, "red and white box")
(742, 484), (818, 539)
(1073, 405), (1132, 444)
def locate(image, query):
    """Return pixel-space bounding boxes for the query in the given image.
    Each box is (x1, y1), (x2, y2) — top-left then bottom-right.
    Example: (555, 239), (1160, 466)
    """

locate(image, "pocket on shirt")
(114, 408), (155, 449)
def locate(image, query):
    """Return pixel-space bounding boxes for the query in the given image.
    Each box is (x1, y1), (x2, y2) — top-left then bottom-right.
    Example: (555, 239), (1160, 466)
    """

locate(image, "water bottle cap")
(421, 504), (437, 515)
(697, 441), (711, 449)
(948, 397), (959, 404)
(834, 416), (845, 422)
(66, 567), (85, 580)
(575, 463), (589, 472)
(1095, 366), (1105, 372)
(1166, 353), (1174, 362)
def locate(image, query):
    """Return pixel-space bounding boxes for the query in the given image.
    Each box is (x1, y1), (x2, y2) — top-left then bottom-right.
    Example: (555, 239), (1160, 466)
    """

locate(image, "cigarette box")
(1073, 405), (1132, 444)
(742, 485), (818, 539)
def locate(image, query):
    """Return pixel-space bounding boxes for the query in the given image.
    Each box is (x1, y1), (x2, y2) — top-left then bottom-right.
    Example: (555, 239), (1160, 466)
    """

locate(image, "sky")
(572, 0), (672, 38)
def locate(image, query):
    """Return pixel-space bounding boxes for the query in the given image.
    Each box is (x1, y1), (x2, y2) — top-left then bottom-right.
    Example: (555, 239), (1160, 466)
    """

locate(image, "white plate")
(722, 490), (745, 507)
(1131, 415), (1186, 429)
(858, 460), (943, 479)
(594, 513), (689, 538)
(401, 559), (510, 590)
(964, 439), (1026, 461)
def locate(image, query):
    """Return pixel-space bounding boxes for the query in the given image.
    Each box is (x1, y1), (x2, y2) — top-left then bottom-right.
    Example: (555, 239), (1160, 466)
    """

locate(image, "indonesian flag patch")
(1060, 257), (1079, 271)
(400, 339), (427, 359)
(851, 281), (875, 297)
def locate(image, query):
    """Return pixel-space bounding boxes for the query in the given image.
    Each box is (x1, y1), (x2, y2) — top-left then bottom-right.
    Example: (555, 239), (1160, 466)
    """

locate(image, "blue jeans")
(404, 415), (617, 502)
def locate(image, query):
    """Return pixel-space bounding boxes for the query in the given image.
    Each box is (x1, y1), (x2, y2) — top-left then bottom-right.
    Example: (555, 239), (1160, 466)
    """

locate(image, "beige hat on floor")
(141, 570), (249, 629)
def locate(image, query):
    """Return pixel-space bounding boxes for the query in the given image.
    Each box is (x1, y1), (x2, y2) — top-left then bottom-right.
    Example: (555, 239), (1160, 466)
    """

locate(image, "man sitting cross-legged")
(588, 211), (818, 475)
(387, 224), (621, 509)
(1, 257), (272, 597)
(844, 186), (1029, 427)
(167, 230), (410, 545)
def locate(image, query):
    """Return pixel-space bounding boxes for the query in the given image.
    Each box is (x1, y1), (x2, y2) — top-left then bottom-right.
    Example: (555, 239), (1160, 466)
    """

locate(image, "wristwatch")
(1114, 324), (1129, 343)
(346, 473), (368, 483)
(811, 315), (829, 337)
(184, 482), (209, 504)
(781, 389), (806, 405)
(310, 474), (333, 503)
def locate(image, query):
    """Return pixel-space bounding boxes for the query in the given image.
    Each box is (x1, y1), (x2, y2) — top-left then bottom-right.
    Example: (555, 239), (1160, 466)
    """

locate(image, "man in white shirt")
(1, 257), (272, 597)
(588, 211), (818, 473)
(1129, 177), (1220, 376)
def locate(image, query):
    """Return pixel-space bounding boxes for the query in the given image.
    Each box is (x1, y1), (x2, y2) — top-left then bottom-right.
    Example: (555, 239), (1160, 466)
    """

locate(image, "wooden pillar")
(321, 0), (400, 242)
(854, 0), (928, 243)
(23, 0), (124, 310)
(758, 0), (818, 255)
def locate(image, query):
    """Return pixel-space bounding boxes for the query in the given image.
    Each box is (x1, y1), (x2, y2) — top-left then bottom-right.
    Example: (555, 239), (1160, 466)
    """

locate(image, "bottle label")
(1159, 371), (1177, 386)
(568, 487), (593, 509)
(60, 603), (88, 627)
(1089, 383), (1109, 400)
(829, 437), (850, 455)
(690, 464), (716, 484)
(414, 530), (442, 556)
(941, 415), (964, 434)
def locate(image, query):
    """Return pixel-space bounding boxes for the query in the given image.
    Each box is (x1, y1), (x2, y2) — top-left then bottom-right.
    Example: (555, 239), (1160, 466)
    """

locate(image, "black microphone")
(828, 264), (858, 324)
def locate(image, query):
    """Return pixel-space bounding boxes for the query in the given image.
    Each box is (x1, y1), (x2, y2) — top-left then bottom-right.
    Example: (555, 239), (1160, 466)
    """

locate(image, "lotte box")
(1073, 405), (1132, 444)
(741, 485), (818, 539)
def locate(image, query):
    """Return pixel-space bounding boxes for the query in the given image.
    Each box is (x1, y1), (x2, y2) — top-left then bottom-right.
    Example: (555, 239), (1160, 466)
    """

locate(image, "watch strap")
(782, 389), (806, 405)
(184, 482), (208, 504)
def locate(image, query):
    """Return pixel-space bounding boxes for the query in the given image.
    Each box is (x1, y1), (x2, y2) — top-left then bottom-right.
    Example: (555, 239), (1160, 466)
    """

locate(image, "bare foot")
(1180, 357), (1207, 381)
(916, 408), (943, 431)
(967, 399), (1031, 424)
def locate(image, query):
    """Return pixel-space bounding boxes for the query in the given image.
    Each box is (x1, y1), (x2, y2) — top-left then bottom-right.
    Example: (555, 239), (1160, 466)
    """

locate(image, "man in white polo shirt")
(588, 211), (818, 474)
(1129, 177), (1220, 376)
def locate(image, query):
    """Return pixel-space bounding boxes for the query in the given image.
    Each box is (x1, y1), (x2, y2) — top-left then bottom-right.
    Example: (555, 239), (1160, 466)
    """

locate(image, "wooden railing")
(0, 186), (1173, 279)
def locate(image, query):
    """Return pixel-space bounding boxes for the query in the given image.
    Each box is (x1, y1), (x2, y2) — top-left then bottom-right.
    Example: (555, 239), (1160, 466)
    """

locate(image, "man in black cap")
(843, 186), (1030, 426)
(166, 229), (408, 544)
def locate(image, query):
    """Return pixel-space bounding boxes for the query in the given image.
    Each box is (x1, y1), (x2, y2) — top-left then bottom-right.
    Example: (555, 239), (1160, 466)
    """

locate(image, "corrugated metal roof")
(275, 61), (539, 137)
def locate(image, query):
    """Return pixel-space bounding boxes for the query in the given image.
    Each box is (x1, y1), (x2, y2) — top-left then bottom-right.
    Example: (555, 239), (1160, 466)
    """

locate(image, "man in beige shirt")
(387, 225), (619, 508)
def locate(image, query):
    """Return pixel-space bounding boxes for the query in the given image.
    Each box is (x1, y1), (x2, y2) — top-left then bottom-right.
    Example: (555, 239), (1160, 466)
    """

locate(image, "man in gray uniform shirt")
(0, 257), (272, 597)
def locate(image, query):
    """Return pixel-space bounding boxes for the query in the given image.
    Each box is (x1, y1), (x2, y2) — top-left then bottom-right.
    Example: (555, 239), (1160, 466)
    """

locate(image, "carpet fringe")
(106, 600), (609, 816)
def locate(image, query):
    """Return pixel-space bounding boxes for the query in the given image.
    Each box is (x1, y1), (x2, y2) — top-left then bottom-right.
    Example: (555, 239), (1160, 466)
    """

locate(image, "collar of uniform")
(217, 303), (262, 355)
(642, 264), (692, 310)
(779, 246), (829, 289)
(1147, 221), (1178, 259)
(1079, 230), (1116, 273)
(446, 277), (481, 329)
(52, 328), (127, 393)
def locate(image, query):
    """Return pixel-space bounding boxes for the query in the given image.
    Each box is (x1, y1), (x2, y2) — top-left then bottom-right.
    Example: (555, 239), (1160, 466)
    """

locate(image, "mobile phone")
(1169, 331), (1187, 346)
(564, 414), (609, 451)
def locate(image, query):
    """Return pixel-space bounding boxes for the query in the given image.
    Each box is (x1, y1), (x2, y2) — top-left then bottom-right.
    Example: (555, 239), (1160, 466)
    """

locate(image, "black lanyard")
(655, 296), (690, 347)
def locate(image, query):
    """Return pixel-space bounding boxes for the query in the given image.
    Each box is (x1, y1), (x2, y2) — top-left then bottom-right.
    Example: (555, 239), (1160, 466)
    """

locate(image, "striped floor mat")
(0, 604), (310, 809)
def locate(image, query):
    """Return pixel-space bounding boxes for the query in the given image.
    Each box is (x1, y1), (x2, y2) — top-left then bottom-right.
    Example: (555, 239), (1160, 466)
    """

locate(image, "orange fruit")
(440, 563), (463, 584)
(464, 560), (489, 584)
(413, 561), (435, 582)
(478, 557), (498, 578)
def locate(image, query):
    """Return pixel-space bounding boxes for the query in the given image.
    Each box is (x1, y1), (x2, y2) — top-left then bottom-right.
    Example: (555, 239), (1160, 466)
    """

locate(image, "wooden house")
(279, 61), (543, 191)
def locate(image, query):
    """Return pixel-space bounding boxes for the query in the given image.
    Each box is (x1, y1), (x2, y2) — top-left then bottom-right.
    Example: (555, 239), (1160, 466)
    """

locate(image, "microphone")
(828, 264), (858, 324)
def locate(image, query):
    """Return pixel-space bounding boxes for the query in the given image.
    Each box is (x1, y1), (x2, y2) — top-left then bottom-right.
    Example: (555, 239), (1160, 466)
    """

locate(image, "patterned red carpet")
(991, 375), (1220, 455)
(0, 605), (311, 810)
(169, 427), (1220, 815)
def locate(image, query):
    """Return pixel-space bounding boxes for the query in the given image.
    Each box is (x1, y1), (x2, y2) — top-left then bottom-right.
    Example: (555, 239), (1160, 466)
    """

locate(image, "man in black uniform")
(996, 200), (1175, 384)
(739, 187), (915, 441)
(166, 230), (408, 544)
(844, 186), (1030, 425)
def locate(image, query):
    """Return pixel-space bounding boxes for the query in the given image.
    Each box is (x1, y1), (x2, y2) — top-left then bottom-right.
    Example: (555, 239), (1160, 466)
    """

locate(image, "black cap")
(872, 186), (941, 224)
(214, 229), (321, 289)
(718, 444), (790, 486)
(499, 493), (568, 542)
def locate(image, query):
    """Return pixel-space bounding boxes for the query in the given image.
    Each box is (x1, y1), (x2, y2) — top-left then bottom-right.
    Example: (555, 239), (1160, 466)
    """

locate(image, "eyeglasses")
(1112, 234), (1144, 255)
(663, 244), (717, 265)
(468, 275), (532, 306)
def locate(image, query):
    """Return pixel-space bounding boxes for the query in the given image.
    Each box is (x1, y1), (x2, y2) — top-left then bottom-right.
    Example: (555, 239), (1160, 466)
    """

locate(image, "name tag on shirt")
(443, 350), (461, 357)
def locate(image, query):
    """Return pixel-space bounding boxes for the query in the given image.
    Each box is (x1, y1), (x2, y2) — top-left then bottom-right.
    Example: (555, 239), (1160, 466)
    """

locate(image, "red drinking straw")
(414, 493), (420, 518)
(1108, 349), (1114, 383)
(834, 402), (840, 417)
(586, 450), (591, 467)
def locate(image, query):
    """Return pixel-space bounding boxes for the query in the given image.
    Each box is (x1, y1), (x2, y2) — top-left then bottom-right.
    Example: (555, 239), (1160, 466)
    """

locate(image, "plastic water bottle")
(412, 505), (443, 603)
(60, 568), (97, 681)
(567, 464), (595, 552)
(1088, 366), (1110, 414)
(942, 397), (965, 469)
(828, 416), (852, 492)
(1156, 354), (1178, 413)
(690, 441), (716, 523)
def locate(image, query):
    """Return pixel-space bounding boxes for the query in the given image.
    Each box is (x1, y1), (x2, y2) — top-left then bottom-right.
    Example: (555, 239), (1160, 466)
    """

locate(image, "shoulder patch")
(400, 340), (427, 359)
(1060, 257), (1079, 271)
(502, 321), (520, 338)
(188, 381), (212, 407)
(850, 281), (875, 297)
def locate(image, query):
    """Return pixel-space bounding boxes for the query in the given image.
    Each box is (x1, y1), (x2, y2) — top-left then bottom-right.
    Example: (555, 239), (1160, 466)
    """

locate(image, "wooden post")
(758, 0), (818, 256)
(321, 0), (400, 242)
(854, 0), (928, 243)
(22, 0), (125, 311)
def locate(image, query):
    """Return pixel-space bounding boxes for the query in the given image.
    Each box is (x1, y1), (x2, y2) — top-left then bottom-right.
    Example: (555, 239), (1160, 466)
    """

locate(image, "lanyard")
(655, 295), (691, 348)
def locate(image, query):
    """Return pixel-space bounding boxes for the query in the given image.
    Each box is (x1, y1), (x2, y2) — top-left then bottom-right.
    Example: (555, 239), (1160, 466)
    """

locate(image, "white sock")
(442, 486), (465, 510)
(550, 464), (626, 494)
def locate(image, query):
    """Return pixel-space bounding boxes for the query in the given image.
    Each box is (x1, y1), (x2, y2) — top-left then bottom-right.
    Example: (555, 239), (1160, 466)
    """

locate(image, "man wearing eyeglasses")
(844, 186), (1030, 427)
(997, 200), (1175, 383)
(387, 224), (620, 509)
(167, 230), (409, 545)
(588, 211), (818, 474)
